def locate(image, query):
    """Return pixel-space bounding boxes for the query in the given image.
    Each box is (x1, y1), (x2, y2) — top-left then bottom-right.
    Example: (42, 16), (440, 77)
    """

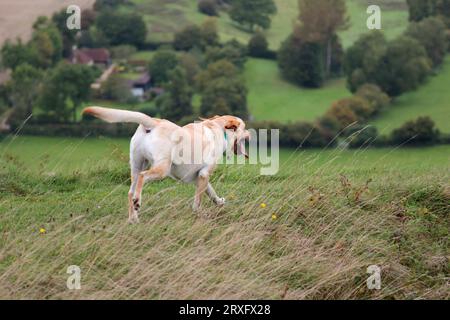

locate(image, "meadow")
(0, 136), (448, 299)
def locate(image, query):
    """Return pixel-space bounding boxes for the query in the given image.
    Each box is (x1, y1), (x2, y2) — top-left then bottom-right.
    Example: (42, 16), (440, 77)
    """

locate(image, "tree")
(39, 63), (97, 122)
(28, 16), (63, 68)
(381, 36), (431, 96)
(406, 17), (448, 67)
(200, 19), (220, 48)
(173, 25), (202, 51)
(205, 40), (247, 69)
(344, 32), (431, 96)
(148, 50), (179, 85)
(96, 10), (146, 47)
(197, 60), (248, 118)
(297, 0), (349, 77)
(198, 0), (219, 16)
(94, 0), (126, 11)
(156, 67), (193, 122)
(407, 0), (450, 29)
(229, 0), (277, 30)
(1, 39), (38, 70)
(100, 74), (134, 103)
(8, 64), (43, 123)
(248, 31), (269, 57)
(278, 35), (324, 87)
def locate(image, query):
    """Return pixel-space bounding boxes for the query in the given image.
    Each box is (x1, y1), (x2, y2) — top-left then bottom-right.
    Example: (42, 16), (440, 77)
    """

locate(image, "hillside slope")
(245, 58), (350, 122)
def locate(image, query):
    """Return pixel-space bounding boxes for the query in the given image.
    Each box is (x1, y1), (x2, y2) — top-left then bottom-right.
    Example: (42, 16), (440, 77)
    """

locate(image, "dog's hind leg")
(128, 158), (147, 223)
(131, 161), (170, 222)
(206, 183), (225, 206)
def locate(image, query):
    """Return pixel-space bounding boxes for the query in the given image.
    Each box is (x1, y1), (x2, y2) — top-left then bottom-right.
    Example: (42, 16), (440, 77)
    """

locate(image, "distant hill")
(121, 0), (409, 49)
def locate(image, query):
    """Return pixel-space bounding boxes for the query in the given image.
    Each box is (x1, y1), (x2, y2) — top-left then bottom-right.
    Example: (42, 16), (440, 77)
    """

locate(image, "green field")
(371, 56), (450, 134)
(245, 58), (351, 122)
(0, 135), (448, 299)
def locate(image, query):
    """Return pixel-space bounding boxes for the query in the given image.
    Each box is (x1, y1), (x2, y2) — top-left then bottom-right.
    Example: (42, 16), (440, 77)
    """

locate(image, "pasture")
(0, 136), (448, 299)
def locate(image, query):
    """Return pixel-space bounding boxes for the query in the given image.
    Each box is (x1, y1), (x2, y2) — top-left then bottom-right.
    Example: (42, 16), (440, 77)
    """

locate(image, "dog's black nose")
(145, 129), (151, 133)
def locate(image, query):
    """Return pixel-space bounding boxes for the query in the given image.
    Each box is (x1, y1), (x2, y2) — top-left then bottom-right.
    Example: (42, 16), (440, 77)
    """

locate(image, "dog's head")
(221, 116), (250, 158)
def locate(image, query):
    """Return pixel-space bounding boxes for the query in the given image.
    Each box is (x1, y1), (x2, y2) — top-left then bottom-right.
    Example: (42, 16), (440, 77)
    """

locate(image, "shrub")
(390, 116), (440, 145)
(326, 96), (372, 130)
(248, 31), (269, 58)
(355, 84), (390, 116)
(343, 125), (379, 148)
(198, 0), (218, 16)
(249, 120), (335, 148)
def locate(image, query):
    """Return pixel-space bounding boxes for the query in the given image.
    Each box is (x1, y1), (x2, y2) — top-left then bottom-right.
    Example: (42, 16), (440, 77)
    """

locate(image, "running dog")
(82, 107), (249, 223)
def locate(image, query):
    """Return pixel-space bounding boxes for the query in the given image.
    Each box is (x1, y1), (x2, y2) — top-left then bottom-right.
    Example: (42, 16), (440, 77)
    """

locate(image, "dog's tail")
(82, 106), (159, 128)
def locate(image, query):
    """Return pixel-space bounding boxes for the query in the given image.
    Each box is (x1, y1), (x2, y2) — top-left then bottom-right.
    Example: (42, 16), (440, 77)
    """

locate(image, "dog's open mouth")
(234, 136), (249, 158)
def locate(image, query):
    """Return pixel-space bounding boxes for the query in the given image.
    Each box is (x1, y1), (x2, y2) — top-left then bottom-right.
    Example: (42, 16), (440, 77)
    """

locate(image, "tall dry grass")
(0, 138), (448, 299)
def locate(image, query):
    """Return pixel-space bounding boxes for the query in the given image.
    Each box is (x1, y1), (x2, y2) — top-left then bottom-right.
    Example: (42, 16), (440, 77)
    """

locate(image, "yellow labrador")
(82, 106), (249, 223)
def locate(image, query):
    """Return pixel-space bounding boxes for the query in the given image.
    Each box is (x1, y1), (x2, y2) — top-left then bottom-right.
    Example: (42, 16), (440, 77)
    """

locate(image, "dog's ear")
(224, 118), (240, 131)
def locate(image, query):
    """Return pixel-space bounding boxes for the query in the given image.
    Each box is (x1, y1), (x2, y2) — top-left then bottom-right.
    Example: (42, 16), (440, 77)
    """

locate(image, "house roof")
(0, 70), (11, 85)
(133, 72), (151, 85)
(72, 50), (93, 65)
(71, 48), (110, 64)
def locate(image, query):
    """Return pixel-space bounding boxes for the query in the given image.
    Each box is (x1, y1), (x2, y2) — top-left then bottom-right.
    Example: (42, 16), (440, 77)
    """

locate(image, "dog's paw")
(128, 214), (140, 224)
(215, 197), (225, 206)
(192, 202), (200, 212)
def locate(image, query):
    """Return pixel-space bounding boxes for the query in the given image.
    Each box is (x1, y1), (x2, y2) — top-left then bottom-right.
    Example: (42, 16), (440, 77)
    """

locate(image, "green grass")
(245, 58), (351, 122)
(129, 50), (156, 62)
(371, 56), (450, 134)
(0, 135), (448, 299)
(1, 136), (449, 174)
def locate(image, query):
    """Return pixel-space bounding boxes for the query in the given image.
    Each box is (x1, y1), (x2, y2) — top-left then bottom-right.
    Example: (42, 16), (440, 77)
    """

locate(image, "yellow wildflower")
(260, 203), (267, 209)
(39, 228), (46, 234)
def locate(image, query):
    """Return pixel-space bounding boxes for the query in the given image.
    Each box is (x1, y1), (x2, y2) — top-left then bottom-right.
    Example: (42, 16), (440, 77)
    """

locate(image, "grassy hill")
(121, 0), (409, 49)
(371, 56), (450, 134)
(0, 136), (448, 299)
